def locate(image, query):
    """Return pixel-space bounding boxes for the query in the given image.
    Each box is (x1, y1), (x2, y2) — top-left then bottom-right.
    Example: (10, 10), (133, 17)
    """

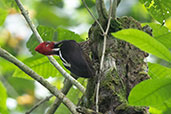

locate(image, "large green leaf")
(139, 0), (171, 24)
(56, 28), (85, 42)
(0, 81), (8, 114)
(162, 0), (171, 13)
(27, 25), (84, 55)
(13, 54), (66, 80)
(0, 8), (8, 26)
(0, 58), (17, 74)
(41, 0), (64, 8)
(145, 96), (171, 114)
(128, 79), (171, 107)
(112, 29), (171, 62)
(148, 62), (171, 79)
(8, 78), (34, 96)
(26, 25), (56, 55)
(143, 23), (171, 49)
(149, 107), (164, 114)
(163, 108), (171, 114)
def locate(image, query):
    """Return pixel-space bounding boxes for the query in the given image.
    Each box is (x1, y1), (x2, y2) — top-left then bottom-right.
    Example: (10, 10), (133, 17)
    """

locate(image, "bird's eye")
(46, 44), (49, 47)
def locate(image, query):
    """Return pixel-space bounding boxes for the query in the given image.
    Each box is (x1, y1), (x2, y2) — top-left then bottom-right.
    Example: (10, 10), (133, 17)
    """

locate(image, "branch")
(96, 0), (113, 112)
(26, 95), (53, 114)
(48, 57), (85, 93)
(14, 0), (43, 43)
(96, 0), (108, 23)
(14, 0), (85, 93)
(0, 48), (79, 114)
(46, 78), (74, 114)
(111, 0), (119, 18)
(81, 0), (104, 33)
(117, 0), (121, 5)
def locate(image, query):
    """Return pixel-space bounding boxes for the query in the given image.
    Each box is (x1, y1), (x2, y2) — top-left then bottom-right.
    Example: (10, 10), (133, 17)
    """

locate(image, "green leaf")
(149, 98), (171, 114)
(26, 25), (84, 55)
(150, 99), (171, 113)
(149, 107), (163, 114)
(13, 54), (66, 79)
(128, 79), (171, 107)
(139, 0), (171, 24)
(143, 23), (171, 49)
(8, 78), (34, 96)
(0, 81), (8, 114)
(55, 103), (70, 114)
(78, 0), (95, 9)
(162, 0), (171, 13)
(56, 28), (85, 42)
(0, 1), (5, 8)
(2, 0), (18, 9)
(0, 8), (8, 26)
(41, 0), (64, 8)
(26, 25), (56, 55)
(163, 108), (171, 114)
(0, 58), (17, 74)
(112, 29), (171, 62)
(35, 2), (72, 27)
(148, 62), (171, 79)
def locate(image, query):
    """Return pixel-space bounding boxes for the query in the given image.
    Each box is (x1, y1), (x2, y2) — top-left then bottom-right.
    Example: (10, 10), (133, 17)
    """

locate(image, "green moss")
(101, 70), (115, 87)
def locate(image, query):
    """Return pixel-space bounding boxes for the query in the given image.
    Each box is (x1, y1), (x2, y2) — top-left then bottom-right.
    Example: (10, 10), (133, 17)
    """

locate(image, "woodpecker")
(35, 40), (94, 78)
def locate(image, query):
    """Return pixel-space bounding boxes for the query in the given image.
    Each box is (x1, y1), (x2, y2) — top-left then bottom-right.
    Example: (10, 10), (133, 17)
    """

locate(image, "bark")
(79, 16), (150, 114)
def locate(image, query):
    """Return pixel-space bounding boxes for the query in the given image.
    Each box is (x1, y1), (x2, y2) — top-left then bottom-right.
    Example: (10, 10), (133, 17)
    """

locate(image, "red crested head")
(35, 41), (55, 55)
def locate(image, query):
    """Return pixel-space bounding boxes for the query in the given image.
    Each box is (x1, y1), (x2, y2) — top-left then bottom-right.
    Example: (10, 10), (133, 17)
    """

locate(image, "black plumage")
(53, 40), (94, 78)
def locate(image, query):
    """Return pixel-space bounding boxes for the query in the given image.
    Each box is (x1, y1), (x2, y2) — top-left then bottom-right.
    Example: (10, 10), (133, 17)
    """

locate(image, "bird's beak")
(52, 48), (60, 51)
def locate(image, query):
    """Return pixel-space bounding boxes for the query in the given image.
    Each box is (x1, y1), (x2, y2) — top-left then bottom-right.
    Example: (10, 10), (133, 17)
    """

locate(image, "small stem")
(26, 95), (53, 114)
(95, 79), (100, 112)
(48, 56), (85, 93)
(96, 0), (113, 112)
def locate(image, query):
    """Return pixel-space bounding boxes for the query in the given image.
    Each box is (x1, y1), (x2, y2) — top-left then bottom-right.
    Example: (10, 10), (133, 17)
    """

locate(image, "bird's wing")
(61, 41), (93, 77)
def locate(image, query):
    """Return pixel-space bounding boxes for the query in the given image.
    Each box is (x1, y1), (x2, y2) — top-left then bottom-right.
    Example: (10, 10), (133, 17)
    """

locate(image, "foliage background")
(0, 0), (171, 114)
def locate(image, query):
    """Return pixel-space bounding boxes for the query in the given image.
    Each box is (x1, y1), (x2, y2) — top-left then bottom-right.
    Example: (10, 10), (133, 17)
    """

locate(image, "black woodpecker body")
(35, 40), (94, 78)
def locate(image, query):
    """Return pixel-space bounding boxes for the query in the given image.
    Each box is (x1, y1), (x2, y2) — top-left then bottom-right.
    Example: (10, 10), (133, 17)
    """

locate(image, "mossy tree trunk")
(79, 1), (150, 114)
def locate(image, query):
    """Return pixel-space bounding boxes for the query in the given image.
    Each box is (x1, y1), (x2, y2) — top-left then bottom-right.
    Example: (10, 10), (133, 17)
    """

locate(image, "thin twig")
(48, 56), (85, 93)
(96, 0), (108, 22)
(26, 95), (53, 114)
(81, 0), (105, 33)
(14, 0), (85, 93)
(0, 48), (79, 114)
(14, 0), (43, 43)
(95, 79), (100, 112)
(46, 77), (75, 114)
(96, 0), (113, 112)
(111, 0), (118, 18)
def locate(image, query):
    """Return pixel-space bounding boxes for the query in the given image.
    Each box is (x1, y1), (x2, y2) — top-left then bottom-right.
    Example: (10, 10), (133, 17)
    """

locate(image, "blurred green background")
(0, 0), (171, 114)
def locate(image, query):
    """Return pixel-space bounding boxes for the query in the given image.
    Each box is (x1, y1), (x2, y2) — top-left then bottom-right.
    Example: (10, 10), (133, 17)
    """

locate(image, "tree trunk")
(80, 16), (150, 114)
(78, 1), (152, 113)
